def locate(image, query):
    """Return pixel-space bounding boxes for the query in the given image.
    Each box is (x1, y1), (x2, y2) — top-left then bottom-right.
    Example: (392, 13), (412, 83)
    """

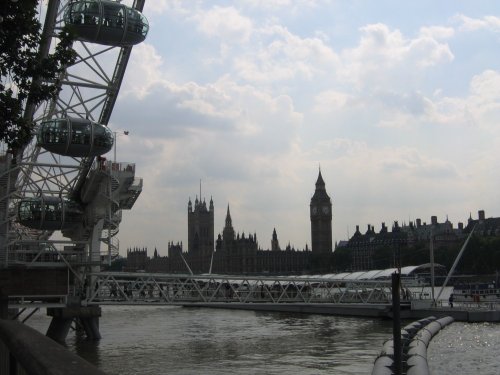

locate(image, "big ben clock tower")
(310, 169), (332, 254)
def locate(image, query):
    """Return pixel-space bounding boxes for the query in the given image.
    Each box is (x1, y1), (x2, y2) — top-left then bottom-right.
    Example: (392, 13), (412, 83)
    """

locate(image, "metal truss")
(83, 273), (396, 306)
(1, 0), (145, 269)
(8, 295), (68, 310)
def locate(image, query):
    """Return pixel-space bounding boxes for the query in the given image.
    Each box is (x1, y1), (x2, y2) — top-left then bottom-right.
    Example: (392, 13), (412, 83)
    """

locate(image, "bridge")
(85, 272), (397, 305)
(5, 270), (409, 343)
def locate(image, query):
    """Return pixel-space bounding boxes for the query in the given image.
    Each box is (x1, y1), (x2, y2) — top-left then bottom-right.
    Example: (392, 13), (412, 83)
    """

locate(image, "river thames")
(27, 305), (499, 374)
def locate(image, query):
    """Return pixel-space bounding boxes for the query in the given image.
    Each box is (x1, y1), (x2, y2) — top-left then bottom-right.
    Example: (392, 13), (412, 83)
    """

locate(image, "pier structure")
(6, 269), (493, 323)
(0, 0), (147, 341)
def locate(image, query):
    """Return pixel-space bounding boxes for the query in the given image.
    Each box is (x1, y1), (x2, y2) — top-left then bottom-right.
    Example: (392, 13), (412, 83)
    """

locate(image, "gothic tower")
(271, 228), (280, 251)
(310, 169), (332, 253)
(222, 204), (235, 245)
(187, 195), (214, 255)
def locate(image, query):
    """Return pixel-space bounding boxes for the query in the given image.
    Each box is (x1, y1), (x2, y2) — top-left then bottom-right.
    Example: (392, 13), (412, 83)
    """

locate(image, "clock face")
(311, 206), (318, 215)
(322, 206), (330, 214)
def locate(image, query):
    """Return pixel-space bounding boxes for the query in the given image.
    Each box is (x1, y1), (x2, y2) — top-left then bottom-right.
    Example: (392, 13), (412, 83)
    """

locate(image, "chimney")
(431, 216), (438, 225)
(458, 222), (464, 230)
(416, 218), (421, 227)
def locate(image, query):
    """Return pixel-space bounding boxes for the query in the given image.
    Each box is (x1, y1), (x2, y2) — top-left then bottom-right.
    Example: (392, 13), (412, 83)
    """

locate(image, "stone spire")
(271, 227), (280, 251)
(225, 204), (232, 228)
(223, 204), (235, 241)
(315, 168), (326, 190)
(311, 168), (331, 201)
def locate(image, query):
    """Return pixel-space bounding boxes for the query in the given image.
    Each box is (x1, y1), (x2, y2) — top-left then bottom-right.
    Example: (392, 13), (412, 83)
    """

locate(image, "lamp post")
(113, 130), (129, 162)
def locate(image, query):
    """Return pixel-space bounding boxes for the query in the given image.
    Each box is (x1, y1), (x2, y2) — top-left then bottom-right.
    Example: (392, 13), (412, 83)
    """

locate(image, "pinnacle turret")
(315, 168), (325, 190)
(225, 204), (232, 228)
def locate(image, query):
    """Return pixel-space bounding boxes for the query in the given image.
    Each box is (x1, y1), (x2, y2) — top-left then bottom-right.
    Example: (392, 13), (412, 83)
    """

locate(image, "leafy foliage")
(332, 235), (500, 275)
(0, 0), (76, 152)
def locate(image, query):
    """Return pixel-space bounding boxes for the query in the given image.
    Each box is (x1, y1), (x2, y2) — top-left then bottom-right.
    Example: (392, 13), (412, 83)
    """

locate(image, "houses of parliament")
(125, 170), (500, 275)
(126, 170), (333, 274)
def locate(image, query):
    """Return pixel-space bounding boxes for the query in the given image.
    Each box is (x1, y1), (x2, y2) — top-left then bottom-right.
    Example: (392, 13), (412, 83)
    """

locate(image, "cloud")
(312, 68), (500, 134)
(108, 3), (500, 254)
(138, 0), (195, 16)
(455, 14), (500, 32)
(122, 43), (164, 99)
(423, 69), (500, 130)
(338, 23), (454, 90)
(193, 6), (253, 43)
(240, 0), (324, 12)
(380, 147), (459, 179)
(233, 24), (339, 83)
(419, 26), (455, 40)
(469, 69), (500, 100)
(306, 141), (468, 234)
(313, 90), (356, 112)
(113, 73), (304, 191)
(313, 88), (434, 130)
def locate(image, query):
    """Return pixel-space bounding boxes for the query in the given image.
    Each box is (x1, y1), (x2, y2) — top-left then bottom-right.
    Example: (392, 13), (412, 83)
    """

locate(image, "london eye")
(0, 0), (147, 298)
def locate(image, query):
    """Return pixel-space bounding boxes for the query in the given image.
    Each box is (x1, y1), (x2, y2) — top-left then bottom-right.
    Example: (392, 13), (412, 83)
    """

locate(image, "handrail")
(0, 319), (106, 375)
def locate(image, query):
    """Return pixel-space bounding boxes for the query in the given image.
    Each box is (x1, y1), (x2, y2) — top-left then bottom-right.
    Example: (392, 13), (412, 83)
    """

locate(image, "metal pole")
(180, 253), (194, 275)
(108, 172), (112, 266)
(392, 272), (402, 375)
(113, 132), (117, 163)
(430, 229), (435, 304)
(436, 227), (475, 301)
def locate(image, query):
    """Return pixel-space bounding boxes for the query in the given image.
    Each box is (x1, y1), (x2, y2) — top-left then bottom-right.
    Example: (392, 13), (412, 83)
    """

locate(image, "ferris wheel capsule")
(17, 196), (83, 231)
(37, 117), (114, 157)
(64, 0), (149, 46)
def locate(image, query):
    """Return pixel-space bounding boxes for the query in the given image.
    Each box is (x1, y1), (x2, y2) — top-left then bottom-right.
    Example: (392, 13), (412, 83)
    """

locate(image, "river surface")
(26, 305), (499, 374)
(428, 321), (500, 375)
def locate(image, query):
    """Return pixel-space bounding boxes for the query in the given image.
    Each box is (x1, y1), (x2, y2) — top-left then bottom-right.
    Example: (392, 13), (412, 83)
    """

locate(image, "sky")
(103, 0), (500, 256)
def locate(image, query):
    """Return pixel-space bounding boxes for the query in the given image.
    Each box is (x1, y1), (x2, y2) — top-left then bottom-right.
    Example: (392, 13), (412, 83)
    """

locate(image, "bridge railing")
(84, 272), (397, 306)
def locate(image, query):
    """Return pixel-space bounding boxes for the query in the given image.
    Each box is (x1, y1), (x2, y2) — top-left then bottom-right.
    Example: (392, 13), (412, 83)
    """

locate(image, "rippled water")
(27, 305), (393, 374)
(428, 321), (500, 375)
(26, 306), (499, 374)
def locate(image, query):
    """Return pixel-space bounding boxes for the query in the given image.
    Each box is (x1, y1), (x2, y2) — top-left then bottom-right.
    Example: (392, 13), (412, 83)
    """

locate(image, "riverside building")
(135, 170), (332, 274)
(127, 171), (500, 274)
